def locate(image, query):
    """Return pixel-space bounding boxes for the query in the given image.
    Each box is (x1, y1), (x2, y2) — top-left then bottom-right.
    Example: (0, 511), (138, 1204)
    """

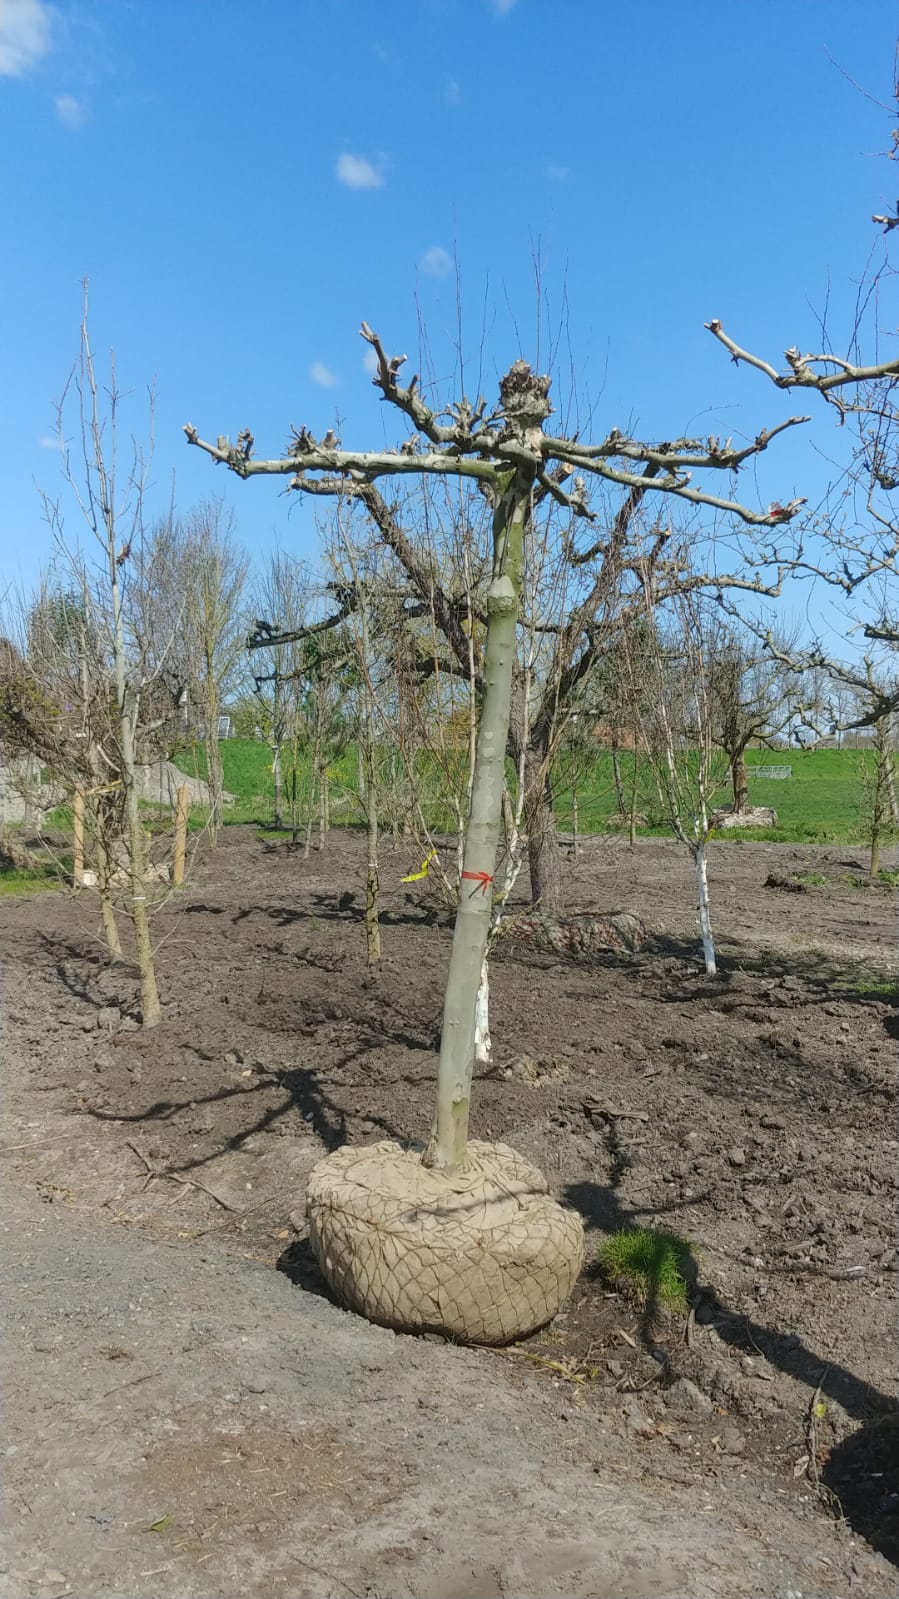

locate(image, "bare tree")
(861, 706), (899, 875)
(42, 289), (165, 1024)
(621, 584), (730, 975)
(147, 501), (249, 841)
(247, 552), (313, 828)
(705, 621), (812, 815)
(0, 581), (128, 955)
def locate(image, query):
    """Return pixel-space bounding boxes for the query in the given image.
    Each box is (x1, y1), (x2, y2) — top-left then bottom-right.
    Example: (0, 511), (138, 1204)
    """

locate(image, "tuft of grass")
(831, 972), (898, 1000)
(597, 1227), (694, 1312)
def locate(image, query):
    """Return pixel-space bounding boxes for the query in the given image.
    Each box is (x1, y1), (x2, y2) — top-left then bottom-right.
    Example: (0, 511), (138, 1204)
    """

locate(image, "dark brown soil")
(2, 827), (897, 1598)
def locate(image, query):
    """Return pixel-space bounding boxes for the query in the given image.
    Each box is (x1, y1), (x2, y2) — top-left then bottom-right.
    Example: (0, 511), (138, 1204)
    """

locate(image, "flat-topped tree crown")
(497, 361), (553, 439)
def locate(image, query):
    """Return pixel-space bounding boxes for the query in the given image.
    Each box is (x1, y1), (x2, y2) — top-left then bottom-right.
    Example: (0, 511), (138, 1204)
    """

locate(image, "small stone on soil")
(668, 1378), (714, 1417)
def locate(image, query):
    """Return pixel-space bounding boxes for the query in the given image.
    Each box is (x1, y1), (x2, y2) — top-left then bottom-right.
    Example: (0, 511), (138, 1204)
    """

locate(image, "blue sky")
(1, 0), (896, 643)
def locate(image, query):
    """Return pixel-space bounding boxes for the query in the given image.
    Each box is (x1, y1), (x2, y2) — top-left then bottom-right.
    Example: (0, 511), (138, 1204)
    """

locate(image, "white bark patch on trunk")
(474, 957), (492, 1065)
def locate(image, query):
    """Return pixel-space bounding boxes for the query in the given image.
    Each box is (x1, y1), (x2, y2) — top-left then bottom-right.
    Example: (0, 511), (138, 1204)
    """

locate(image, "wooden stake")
(173, 783), (189, 886)
(73, 787), (85, 888)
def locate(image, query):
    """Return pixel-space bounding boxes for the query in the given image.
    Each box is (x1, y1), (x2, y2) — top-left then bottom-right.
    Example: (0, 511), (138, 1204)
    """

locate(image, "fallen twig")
(1, 1132), (83, 1154)
(125, 1139), (244, 1213)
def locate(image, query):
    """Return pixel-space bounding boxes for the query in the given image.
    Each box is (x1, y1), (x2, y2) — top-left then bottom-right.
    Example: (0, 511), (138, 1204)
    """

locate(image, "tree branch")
(705, 319), (899, 396)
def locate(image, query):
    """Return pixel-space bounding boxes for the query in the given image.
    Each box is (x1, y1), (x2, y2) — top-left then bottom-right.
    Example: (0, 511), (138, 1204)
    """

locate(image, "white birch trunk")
(694, 842), (717, 976)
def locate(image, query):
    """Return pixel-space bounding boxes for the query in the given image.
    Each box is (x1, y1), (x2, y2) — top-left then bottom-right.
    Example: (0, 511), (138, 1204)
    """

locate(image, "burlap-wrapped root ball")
(305, 1139), (584, 1345)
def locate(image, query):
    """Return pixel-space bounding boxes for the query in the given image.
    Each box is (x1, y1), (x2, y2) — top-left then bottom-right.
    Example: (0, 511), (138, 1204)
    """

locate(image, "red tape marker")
(461, 870), (494, 894)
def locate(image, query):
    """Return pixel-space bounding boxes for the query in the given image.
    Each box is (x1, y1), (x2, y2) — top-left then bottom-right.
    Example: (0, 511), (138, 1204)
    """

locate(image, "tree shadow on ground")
(37, 933), (142, 1015)
(822, 1412), (899, 1565)
(564, 1174), (898, 1563)
(84, 1051), (411, 1171)
(225, 894), (449, 931)
(647, 931), (896, 998)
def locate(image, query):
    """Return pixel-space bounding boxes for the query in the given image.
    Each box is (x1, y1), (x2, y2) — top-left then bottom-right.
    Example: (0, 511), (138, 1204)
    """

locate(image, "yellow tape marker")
(401, 849), (438, 884)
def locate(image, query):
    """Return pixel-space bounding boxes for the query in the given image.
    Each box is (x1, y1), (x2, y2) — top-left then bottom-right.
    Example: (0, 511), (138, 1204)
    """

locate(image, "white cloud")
(310, 360), (339, 388)
(37, 433), (61, 450)
(0, 0), (53, 76)
(487, 0), (521, 14)
(443, 75), (461, 107)
(54, 92), (88, 130)
(420, 245), (453, 279)
(335, 152), (384, 191)
(362, 349), (380, 377)
(545, 163), (569, 181)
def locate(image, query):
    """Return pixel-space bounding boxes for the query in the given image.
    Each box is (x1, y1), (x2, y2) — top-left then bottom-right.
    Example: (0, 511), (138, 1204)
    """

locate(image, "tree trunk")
(365, 795), (381, 965)
(423, 472), (530, 1174)
(693, 842), (717, 976)
(173, 784), (189, 887)
(876, 748), (889, 825)
(23, 754), (35, 829)
(204, 668), (223, 843)
(319, 767), (330, 847)
(731, 748), (750, 814)
(304, 747), (318, 859)
(612, 746), (625, 814)
(358, 593), (381, 964)
(272, 744), (283, 829)
(870, 724), (890, 878)
(92, 790), (124, 960)
(629, 752), (640, 849)
(109, 553), (161, 1025)
(524, 744), (564, 916)
(95, 834), (124, 961)
(501, 785), (515, 848)
(290, 763), (300, 843)
(121, 707), (161, 1026)
(72, 787), (85, 888)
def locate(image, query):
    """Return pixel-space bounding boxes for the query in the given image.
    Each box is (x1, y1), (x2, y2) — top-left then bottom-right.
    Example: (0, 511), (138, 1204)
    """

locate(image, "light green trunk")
(423, 473), (529, 1174)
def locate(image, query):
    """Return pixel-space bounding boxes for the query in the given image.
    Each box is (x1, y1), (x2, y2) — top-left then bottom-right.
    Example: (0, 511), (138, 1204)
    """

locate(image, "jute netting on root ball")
(306, 1141), (585, 1346)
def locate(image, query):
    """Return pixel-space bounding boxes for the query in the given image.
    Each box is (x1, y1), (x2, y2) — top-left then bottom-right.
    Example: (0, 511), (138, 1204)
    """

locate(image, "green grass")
(556, 746), (897, 846)
(165, 739), (896, 847)
(597, 1227), (694, 1313)
(0, 863), (63, 896)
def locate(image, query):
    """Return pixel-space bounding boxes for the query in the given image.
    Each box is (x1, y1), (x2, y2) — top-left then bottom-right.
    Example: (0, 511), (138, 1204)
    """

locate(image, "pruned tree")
(185, 318), (886, 1346)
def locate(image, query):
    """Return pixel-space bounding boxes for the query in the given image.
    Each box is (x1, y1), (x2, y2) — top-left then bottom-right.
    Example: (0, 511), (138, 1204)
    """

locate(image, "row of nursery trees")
(1, 292), (899, 1041)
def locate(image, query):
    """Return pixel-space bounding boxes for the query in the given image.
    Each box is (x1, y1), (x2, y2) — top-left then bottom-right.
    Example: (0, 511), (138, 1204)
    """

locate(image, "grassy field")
(165, 739), (895, 848)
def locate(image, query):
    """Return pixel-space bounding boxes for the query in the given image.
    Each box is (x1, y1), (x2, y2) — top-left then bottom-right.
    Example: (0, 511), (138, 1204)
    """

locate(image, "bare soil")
(2, 828), (897, 1599)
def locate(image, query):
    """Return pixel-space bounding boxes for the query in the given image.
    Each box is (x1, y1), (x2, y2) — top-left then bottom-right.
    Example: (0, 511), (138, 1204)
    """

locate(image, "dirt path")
(2, 830), (897, 1597)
